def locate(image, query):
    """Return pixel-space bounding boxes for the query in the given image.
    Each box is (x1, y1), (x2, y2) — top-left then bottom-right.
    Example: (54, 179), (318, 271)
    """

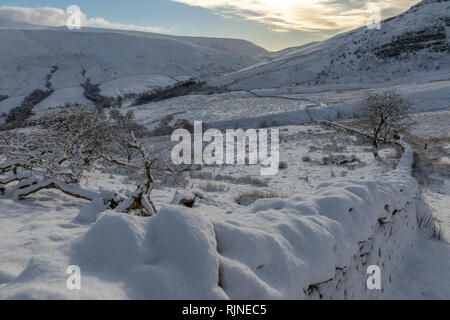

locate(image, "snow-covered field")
(1, 114), (448, 299)
(126, 77), (450, 132)
(0, 123), (420, 299)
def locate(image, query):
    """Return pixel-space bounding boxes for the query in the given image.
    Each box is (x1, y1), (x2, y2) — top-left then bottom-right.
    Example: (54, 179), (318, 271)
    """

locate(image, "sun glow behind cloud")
(171, 0), (420, 32)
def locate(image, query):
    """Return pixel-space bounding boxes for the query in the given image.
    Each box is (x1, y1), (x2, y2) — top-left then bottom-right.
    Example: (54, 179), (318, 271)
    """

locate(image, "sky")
(0, 0), (420, 51)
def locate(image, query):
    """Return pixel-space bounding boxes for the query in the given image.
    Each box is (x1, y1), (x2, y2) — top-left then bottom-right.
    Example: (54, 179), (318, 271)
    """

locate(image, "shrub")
(279, 161), (288, 169)
(81, 79), (118, 110)
(151, 115), (195, 136)
(132, 80), (206, 106)
(417, 206), (442, 240)
(308, 145), (319, 152)
(3, 89), (54, 127)
(109, 109), (148, 137)
(259, 120), (269, 128)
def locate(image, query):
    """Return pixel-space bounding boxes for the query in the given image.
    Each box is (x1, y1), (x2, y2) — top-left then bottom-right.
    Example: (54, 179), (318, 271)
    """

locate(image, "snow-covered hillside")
(0, 25), (266, 98)
(210, 0), (450, 90)
(127, 77), (450, 133)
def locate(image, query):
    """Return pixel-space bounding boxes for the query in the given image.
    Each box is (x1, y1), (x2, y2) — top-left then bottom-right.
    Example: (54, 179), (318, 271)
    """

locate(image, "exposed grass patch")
(302, 155), (311, 162)
(197, 182), (230, 193)
(417, 205), (443, 240)
(235, 190), (286, 206)
(191, 171), (268, 187)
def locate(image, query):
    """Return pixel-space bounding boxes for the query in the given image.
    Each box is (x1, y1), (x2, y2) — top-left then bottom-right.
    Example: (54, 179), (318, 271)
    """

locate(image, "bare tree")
(0, 109), (121, 200)
(1, 107), (159, 216)
(0, 131), (49, 176)
(103, 132), (158, 216)
(39, 108), (120, 183)
(353, 91), (413, 158)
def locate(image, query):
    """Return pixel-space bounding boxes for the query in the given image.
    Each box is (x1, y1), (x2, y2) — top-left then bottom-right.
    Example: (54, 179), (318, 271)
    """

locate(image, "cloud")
(86, 17), (169, 34)
(171, 0), (420, 32)
(0, 6), (169, 34)
(0, 6), (68, 26)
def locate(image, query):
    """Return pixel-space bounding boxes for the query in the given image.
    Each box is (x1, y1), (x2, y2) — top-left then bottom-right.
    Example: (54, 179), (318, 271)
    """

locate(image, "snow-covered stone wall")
(213, 145), (418, 299)
(305, 200), (417, 299)
(59, 143), (419, 299)
(300, 142), (419, 299)
(0, 138), (419, 300)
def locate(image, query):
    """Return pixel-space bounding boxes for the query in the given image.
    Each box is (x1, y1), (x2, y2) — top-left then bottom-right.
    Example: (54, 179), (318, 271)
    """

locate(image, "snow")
(126, 78), (450, 135)
(0, 26), (266, 114)
(209, 0), (450, 90)
(99, 75), (179, 97)
(409, 110), (450, 138)
(72, 197), (111, 225)
(33, 87), (91, 112)
(0, 0), (449, 300)
(1, 0), (448, 122)
(0, 95), (24, 123)
(1, 94), (449, 300)
(422, 180), (450, 243)
(389, 235), (450, 299)
(0, 124), (422, 299)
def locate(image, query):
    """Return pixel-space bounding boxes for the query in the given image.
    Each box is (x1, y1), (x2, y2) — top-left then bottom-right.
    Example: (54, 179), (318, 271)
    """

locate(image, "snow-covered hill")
(0, 25), (266, 98)
(210, 0), (450, 90)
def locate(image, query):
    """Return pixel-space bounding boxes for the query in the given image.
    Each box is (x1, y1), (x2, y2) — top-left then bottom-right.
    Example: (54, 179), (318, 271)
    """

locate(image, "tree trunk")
(122, 188), (156, 217)
(372, 137), (379, 158)
(0, 174), (30, 185)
